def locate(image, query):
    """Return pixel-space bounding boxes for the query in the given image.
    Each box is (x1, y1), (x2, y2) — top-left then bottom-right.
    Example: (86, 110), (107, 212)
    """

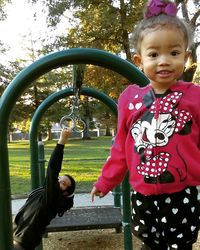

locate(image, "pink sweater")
(95, 81), (200, 195)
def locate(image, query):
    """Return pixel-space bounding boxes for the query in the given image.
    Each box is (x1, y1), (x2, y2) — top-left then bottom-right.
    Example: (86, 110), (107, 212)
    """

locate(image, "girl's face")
(133, 28), (189, 93)
(58, 175), (71, 193)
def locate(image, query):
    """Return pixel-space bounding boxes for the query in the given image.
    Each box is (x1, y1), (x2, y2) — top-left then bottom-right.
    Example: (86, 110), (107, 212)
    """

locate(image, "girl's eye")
(171, 51), (180, 56)
(149, 52), (158, 58)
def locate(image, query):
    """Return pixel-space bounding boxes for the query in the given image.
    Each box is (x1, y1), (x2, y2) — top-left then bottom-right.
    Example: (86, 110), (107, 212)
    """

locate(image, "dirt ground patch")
(43, 229), (200, 250)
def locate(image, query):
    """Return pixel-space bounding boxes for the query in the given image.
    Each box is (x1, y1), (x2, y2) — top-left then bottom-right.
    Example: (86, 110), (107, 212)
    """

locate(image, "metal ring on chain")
(60, 115), (86, 133)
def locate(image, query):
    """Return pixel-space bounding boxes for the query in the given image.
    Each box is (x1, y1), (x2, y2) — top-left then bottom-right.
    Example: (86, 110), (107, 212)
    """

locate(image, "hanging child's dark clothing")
(131, 186), (200, 250)
(13, 144), (74, 250)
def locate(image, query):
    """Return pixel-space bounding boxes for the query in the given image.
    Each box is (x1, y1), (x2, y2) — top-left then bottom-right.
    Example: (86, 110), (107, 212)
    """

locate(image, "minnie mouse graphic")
(131, 89), (192, 184)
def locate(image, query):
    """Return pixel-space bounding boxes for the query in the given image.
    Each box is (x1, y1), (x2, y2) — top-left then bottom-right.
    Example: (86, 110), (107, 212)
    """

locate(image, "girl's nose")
(158, 55), (170, 65)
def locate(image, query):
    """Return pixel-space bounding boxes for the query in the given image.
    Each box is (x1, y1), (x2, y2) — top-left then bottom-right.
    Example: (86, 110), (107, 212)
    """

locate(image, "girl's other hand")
(91, 186), (105, 202)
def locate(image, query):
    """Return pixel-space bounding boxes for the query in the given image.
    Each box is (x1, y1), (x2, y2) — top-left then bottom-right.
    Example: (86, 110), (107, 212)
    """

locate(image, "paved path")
(12, 192), (116, 215)
(12, 188), (200, 215)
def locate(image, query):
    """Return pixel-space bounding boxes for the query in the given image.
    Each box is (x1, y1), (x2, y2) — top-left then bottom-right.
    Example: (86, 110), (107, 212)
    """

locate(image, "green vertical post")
(113, 185), (121, 208)
(0, 127), (13, 250)
(122, 173), (133, 250)
(38, 141), (45, 186)
(30, 134), (40, 190)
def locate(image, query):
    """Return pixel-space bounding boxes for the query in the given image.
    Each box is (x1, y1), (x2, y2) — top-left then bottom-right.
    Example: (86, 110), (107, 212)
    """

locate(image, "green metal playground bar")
(0, 48), (149, 250)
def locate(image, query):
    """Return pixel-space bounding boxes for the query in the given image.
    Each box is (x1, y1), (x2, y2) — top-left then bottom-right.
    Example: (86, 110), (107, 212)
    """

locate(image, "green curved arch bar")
(0, 48), (149, 118)
(0, 48), (149, 249)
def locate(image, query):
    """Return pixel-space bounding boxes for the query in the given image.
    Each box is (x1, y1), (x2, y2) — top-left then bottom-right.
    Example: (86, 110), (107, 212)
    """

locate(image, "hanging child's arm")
(48, 129), (71, 174)
(44, 129), (71, 201)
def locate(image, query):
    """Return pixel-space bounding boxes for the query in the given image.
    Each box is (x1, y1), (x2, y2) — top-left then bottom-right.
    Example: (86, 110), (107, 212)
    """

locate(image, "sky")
(0, 0), (68, 62)
(0, 0), (44, 60)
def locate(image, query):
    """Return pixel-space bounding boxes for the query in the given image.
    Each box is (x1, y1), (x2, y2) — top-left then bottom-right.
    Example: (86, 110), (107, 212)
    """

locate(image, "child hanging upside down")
(13, 129), (76, 250)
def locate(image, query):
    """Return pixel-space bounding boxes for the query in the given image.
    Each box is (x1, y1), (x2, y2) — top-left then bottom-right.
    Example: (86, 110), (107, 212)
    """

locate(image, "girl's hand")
(91, 186), (105, 202)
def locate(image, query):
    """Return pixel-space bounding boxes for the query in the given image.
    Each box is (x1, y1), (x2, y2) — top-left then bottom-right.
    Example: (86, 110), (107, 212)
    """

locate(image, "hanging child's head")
(131, 0), (193, 54)
(64, 174), (76, 196)
(58, 174), (76, 196)
(57, 174), (76, 216)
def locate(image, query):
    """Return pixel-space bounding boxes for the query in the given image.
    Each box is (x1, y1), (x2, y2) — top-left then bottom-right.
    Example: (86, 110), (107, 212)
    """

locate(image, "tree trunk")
(181, 45), (197, 82)
(105, 125), (111, 136)
(82, 117), (91, 140)
(48, 127), (52, 140)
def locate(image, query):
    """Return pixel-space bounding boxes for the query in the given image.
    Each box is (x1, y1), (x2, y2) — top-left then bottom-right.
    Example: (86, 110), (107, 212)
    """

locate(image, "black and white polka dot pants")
(131, 187), (200, 250)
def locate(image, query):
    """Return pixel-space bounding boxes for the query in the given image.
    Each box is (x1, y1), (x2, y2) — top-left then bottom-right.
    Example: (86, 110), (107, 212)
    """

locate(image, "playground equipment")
(0, 48), (149, 250)
(30, 87), (121, 250)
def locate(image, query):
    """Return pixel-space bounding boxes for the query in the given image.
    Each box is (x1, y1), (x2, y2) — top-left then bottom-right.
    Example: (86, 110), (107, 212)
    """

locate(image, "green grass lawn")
(9, 136), (113, 198)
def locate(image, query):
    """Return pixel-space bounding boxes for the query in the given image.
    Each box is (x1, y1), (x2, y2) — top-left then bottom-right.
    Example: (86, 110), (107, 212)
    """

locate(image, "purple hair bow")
(145, 0), (178, 19)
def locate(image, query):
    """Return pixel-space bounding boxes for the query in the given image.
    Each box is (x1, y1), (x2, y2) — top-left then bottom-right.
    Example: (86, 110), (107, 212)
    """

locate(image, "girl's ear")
(184, 51), (194, 72)
(132, 54), (143, 69)
(184, 50), (191, 64)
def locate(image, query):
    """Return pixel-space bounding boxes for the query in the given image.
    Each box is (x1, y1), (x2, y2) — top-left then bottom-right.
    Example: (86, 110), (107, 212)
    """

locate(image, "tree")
(3, 0), (199, 139)
(30, 0), (199, 83)
(193, 65), (200, 84)
(0, 0), (10, 20)
(26, 0), (146, 138)
(29, 0), (145, 83)
(175, 0), (200, 81)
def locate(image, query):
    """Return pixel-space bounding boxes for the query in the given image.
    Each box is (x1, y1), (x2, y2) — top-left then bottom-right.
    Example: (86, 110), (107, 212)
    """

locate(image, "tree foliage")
(0, 0), (199, 138)
(0, 0), (11, 20)
(29, 0), (200, 83)
(27, 0), (200, 138)
(175, 0), (200, 81)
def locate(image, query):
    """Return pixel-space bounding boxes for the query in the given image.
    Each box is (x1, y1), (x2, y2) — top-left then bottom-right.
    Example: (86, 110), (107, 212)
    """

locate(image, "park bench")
(40, 205), (122, 249)
(46, 205), (122, 233)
